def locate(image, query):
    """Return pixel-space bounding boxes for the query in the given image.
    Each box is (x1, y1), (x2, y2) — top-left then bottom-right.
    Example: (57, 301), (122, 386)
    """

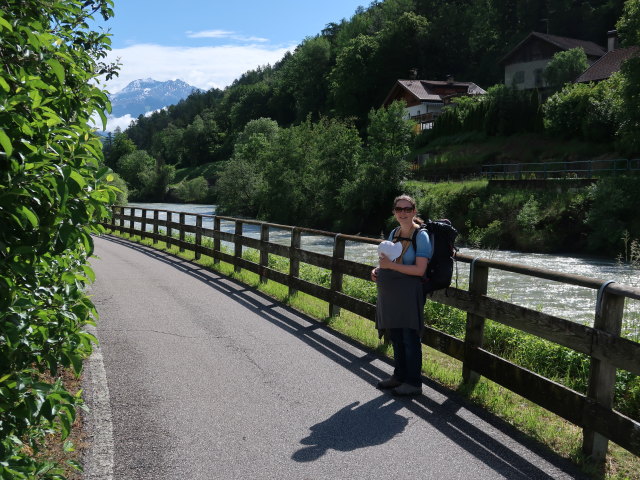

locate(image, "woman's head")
(393, 194), (416, 213)
(392, 194), (423, 223)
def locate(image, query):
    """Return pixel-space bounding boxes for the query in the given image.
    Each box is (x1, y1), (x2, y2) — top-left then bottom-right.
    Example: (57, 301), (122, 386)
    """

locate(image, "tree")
(215, 118), (280, 216)
(616, 0), (640, 154)
(543, 48), (589, 90)
(338, 101), (414, 231)
(0, 0), (118, 476)
(104, 127), (136, 168)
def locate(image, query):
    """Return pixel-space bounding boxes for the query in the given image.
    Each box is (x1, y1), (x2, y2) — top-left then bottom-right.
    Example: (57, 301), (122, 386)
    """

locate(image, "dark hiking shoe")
(377, 377), (402, 389)
(391, 383), (422, 396)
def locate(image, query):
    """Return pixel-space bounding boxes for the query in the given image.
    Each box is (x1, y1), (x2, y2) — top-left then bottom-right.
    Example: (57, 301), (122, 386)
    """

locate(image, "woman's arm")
(379, 254), (428, 276)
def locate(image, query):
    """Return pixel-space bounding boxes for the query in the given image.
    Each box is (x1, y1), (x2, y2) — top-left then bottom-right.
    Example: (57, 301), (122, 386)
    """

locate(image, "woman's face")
(393, 200), (415, 221)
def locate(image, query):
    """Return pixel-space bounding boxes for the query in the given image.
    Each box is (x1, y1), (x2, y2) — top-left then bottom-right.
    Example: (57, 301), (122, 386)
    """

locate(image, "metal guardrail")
(482, 158), (640, 180)
(104, 206), (640, 461)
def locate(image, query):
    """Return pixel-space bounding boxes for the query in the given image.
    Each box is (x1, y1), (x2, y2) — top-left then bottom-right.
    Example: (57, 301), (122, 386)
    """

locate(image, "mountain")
(109, 78), (200, 118)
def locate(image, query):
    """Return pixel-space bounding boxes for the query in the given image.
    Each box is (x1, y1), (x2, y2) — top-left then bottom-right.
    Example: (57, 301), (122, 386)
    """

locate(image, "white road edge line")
(82, 323), (114, 480)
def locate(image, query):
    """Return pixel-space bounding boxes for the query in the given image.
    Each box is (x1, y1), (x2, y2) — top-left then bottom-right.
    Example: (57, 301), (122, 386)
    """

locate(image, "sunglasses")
(393, 206), (415, 213)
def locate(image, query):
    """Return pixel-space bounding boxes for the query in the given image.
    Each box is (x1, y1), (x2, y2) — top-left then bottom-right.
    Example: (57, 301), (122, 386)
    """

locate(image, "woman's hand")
(378, 253), (395, 270)
(370, 267), (379, 282)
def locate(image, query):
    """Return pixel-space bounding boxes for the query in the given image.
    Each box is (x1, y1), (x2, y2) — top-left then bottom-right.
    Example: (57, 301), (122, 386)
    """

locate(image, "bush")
(172, 176), (209, 203)
(0, 1), (118, 476)
(543, 75), (623, 143)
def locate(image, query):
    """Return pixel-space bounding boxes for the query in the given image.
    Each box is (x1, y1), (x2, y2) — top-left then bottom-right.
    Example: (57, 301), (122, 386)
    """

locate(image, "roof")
(500, 31), (606, 64)
(383, 79), (486, 106)
(575, 46), (640, 83)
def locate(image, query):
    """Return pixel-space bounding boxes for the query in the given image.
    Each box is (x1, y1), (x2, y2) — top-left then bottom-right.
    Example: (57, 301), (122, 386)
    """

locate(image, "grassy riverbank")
(103, 229), (640, 479)
(404, 176), (640, 259)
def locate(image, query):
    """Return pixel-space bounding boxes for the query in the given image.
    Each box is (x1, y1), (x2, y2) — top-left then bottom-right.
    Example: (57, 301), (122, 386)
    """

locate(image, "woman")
(371, 194), (432, 396)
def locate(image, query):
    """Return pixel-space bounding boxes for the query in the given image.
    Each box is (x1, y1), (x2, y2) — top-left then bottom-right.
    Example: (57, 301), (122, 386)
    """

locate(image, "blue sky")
(100, 0), (366, 94)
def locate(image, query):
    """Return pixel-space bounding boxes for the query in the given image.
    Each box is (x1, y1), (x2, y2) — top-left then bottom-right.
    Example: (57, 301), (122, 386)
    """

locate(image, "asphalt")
(82, 234), (587, 480)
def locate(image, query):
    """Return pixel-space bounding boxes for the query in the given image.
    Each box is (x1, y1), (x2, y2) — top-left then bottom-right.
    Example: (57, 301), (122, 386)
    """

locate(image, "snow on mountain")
(108, 79), (201, 118)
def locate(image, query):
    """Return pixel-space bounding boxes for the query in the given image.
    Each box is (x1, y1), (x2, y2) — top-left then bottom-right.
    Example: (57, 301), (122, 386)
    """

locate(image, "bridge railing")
(482, 158), (640, 180)
(104, 206), (640, 461)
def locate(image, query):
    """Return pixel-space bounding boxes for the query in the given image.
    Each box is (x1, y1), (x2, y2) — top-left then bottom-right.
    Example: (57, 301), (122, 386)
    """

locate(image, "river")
(125, 203), (640, 337)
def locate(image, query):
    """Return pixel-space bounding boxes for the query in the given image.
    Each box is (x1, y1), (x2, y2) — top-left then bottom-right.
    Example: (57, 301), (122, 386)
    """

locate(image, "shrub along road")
(82, 235), (586, 479)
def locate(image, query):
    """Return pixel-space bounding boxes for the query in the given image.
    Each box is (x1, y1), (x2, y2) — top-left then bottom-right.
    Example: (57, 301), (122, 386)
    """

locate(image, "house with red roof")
(500, 32), (606, 90)
(382, 77), (486, 131)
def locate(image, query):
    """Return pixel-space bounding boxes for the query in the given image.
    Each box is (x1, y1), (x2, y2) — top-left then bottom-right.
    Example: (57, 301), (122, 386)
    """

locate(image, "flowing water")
(125, 203), (640, 337)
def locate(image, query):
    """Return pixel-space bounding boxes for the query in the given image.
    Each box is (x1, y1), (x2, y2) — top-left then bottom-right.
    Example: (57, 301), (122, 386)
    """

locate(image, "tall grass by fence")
(104, 205), (640, 462)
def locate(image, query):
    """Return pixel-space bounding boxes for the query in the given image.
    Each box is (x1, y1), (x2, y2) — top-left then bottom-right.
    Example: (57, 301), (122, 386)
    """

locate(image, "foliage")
(102, 128), (136, 169)
(543, 74), (624, 143)
(116, 150), (175, 201)
(171, 176), (209, 203)
(0, 0), (117, 477)
(119, 0), (626, 170)
(337, 101), (413, 231)
(543, 47), (589, 90)
(406, 179), (623, 254)
(428, 84), (542, 142)
(617, 0), (640, 46)
(585, 177), (640, 253)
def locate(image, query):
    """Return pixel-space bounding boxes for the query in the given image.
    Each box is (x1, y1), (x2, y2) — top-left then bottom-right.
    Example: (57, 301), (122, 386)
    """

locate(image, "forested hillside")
(104, 0), (640, 236)
(113, 0), (625, 166)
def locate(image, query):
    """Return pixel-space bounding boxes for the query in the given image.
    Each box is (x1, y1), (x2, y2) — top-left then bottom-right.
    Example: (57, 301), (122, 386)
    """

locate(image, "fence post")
(179, 212), (186, 253)
(582, 285), (625, 462)
(260, 223), (269, 283)
(213, 217), (220, 265)
(166, 212), (172, 248)
(289, 228), (301, 297)
(141, 209), (147, 239)
(330, 235), (346, 317)
(234, 220), (243, 273)
(129, 207), (135, 231)
(153, 210), (159, 244)
(110, 206), (116, 230)
(463, 259), (489, 386)
(195, 215), (202, 261)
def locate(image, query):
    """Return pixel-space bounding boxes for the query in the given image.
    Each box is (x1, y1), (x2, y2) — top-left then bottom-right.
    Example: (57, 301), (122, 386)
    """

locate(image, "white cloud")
(185, 30), (268, 43)
(186, 29), (235, 38)
(104, 42), (294, 94)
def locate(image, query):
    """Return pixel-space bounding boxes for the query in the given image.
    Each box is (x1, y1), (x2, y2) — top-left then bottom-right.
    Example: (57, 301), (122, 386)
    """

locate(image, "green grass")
(103, 228), (640, 479)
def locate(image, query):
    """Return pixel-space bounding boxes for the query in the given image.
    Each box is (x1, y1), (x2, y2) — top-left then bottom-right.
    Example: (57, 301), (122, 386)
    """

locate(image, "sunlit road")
(82, 235), (585, 480)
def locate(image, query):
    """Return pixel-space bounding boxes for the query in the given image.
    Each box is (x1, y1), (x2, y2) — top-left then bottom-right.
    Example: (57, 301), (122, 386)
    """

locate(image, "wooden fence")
(105, 206), (640, 461)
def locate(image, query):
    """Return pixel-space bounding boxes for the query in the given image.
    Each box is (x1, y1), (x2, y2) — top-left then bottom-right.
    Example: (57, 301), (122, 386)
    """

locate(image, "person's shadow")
(292, 395), (407, 462)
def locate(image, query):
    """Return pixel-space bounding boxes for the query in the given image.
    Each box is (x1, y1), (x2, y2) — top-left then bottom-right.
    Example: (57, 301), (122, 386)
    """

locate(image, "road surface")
(82, 235), (585, 479)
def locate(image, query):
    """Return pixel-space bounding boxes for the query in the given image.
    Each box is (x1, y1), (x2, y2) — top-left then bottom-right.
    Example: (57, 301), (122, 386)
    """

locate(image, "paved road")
(82, 235), (586, 480)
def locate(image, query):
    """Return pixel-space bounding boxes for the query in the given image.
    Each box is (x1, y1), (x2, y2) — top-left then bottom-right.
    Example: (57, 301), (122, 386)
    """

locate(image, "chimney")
(607, 30), (618, 52)
(446, 74), (454, 84)
(409, 68), (418, 80)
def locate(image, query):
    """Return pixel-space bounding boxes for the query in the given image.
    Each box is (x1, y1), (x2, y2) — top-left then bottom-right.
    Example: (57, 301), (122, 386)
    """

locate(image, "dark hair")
(393, 194), (416, 208)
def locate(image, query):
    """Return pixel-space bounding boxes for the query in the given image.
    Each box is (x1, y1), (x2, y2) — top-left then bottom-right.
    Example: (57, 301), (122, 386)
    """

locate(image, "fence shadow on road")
(98, 235), (586, 479)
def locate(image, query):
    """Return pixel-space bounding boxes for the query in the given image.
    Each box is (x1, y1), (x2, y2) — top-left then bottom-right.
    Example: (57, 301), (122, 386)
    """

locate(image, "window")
(513, 71), (525, 84)
(534, 69), (543, 87)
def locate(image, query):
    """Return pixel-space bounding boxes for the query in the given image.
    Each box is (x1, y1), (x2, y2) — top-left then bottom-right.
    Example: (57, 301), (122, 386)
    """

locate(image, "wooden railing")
(482, 158), (640, 180)
(104, 206), (640, 461)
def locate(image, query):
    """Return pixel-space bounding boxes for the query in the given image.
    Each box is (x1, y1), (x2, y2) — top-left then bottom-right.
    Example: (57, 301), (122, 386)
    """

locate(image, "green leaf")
(0, 15), (13, 31)
(0, 128), (13, 156)
(69, 170), (87, 189)
(0, 76), (9, 92)
(15, 205), (38, 228)
(45, 58), (65, 84)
